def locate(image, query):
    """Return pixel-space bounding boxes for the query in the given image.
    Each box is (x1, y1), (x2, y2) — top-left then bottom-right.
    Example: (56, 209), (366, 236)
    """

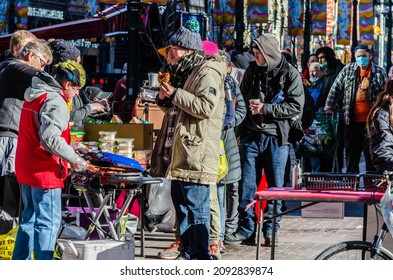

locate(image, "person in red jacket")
(13, 60), (92, 260)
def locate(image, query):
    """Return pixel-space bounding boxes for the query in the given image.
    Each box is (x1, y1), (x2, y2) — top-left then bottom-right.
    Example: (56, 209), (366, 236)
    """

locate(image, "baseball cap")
(354, 45), (371, 53)
(85, 86), (113, 100)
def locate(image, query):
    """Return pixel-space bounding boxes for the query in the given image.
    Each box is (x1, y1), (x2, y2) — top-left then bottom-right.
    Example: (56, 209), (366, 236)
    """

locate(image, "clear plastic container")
(100, 142), (114, 152)
(116, 138), (134, 147)
(98, 131), (117, 141)
(116, 150), (133, 158)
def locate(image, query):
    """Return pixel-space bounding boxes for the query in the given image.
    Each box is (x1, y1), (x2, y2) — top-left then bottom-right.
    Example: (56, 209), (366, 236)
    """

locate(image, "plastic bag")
(147, 178), (175, 232)
(381, 183), (393, 237)
(217, 139), (228, 182)
(0, 226), (18, 260)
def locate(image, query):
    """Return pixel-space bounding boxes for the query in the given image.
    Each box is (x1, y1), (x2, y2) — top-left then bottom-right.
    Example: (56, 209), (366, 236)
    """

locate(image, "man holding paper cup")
(225, 34), (304, 247)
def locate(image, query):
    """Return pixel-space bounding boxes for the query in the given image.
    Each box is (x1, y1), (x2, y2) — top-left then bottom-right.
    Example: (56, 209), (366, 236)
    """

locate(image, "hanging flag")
(358, 0), (374, 45)
(0, 0), (9, 35)
(288, 0), (304, 37)
(212, 0), (235, 25)
(85, 0), (99, 17)
(310, 0), (326, 36)
(326, 0), (334, 35)
(211, 25), (235, 47)
(247, 0), (268, 24)
(297, 36), (304, 55)
(336, 0), (352, 45)
(15, 0), (28, 30)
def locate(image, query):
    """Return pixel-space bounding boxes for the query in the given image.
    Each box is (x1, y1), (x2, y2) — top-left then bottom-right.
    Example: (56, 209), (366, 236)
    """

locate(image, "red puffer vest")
(15, 93), (70, 189)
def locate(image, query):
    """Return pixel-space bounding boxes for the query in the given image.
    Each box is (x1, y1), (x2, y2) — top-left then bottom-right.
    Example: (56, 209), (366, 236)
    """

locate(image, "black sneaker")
(144, 222), (157, 232)
(144, 209), (173, 232)
(224, 232), (247, 245)
(264, 235), (278, 247)
(219, 239), (226, 254)
(145, 209), (173, 224)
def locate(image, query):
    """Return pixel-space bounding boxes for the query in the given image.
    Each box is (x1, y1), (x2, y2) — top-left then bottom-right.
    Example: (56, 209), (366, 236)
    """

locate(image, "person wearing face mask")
(302, 53), (318, 85)
(301, 62), (325, 171)
(225, 34), (304, 247)
(315, 46), (345, 172)
(324, 45), (387, 173)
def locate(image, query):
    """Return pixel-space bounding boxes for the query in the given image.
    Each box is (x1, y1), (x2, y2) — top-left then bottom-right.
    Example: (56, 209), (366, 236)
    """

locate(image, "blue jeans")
(216, 183), (226, 239)
(224, 181), (239, 234)
(171, 180), (211, 260)
(12, 184), (62, 260)
(237, 131), (289, 238)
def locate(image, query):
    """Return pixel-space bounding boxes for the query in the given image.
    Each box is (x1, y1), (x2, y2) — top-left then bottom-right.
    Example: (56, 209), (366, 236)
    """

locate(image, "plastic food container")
(70, 131), (85, 143)
(100, 142), (114, 152)
(98, 131), (117, 141)
(116, 138), (134, 148)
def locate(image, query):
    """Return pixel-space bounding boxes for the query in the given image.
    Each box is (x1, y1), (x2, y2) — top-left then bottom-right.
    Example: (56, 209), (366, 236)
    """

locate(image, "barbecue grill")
(67, 151), (162, 257)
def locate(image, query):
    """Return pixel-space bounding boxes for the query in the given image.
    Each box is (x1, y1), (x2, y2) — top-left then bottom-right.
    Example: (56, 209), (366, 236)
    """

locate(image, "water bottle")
(291, 159), (302, 189)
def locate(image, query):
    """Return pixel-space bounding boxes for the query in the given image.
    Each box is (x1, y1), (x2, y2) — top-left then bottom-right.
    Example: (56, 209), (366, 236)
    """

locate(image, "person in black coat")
(315, 46), (345, 172)
(367, 80), (393, 172)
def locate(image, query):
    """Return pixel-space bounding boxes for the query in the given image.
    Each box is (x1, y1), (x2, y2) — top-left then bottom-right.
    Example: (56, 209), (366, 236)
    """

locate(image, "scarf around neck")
(169, 50), (206, 88)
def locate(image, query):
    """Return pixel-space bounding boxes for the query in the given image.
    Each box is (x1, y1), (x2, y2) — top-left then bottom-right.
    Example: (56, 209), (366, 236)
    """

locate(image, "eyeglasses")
(35, 53), (47, 68)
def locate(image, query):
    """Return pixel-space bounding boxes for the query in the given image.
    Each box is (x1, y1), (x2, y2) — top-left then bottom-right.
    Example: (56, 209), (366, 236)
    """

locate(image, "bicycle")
(315, 171), (393, 260)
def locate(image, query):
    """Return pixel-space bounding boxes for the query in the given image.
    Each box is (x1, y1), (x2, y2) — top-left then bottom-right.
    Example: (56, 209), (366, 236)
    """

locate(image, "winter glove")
(89, 100), (110, 114)
(72, 157), (89, 172)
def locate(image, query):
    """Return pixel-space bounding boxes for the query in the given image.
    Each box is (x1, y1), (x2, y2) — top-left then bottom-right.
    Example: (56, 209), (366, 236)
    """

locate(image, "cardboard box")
(134, 99), (165, 130)
(301, 202), (344, 219)
(83, 123), (153, 150)
(58, 239), (135, 260)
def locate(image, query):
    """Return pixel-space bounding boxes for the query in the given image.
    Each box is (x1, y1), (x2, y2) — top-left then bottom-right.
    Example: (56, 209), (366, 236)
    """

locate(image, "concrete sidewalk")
(134, 216), (366, 260)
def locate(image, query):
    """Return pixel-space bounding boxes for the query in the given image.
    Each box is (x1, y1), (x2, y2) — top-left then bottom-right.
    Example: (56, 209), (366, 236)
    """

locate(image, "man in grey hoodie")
(225, 34), (304, 247)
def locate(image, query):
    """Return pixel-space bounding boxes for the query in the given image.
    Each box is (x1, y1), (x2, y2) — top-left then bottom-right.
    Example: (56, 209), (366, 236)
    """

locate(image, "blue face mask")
(320, 62), (328, 71)
(309, 76), (320, 83)
(356, 57), (369, 67)
(261, 63), (268, 67)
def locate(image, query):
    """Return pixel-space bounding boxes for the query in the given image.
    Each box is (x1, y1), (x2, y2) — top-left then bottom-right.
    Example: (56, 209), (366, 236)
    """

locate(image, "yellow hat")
(158, 46), (168, 57)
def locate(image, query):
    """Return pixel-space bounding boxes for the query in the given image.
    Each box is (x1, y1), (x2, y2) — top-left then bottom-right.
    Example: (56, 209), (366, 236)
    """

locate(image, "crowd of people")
(150, 20), (393, 260)
(1, 22), (393, 260)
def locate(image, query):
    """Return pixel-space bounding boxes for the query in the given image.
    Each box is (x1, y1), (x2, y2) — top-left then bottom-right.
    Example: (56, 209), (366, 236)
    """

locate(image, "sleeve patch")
(209, 87), (217, 96)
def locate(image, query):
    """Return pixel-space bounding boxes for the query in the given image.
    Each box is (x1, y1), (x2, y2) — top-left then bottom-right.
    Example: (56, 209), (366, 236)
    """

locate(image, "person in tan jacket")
(150, 19), (226, 260)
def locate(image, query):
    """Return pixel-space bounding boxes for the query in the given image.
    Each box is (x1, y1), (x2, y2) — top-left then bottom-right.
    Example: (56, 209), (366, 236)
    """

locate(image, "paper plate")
(101, 152), (144, 172)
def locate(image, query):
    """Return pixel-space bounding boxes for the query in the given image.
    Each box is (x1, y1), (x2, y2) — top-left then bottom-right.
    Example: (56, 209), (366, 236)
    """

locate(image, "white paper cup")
(148, 73), (158, 87)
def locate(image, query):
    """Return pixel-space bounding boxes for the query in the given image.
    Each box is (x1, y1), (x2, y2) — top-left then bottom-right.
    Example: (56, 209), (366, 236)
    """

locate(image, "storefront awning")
(0, 4), (128, 51)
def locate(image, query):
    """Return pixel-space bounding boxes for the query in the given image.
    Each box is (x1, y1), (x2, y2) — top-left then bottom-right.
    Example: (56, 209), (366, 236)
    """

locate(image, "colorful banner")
(0, 0), (9, 35)
(326, 0), (334, 35)
(358, 0), (374, 45)
(310, 0), (326, 36)
(85, 0), (99, 17)
(248, 24), (261, 42)
(336, 0), (351, 45)
(210, 25), (235, 47)
(15, 0), (28, 29)
(288, 0), (304, 37)
(212, 0), (235, 25)
(247, 0), (268, 24)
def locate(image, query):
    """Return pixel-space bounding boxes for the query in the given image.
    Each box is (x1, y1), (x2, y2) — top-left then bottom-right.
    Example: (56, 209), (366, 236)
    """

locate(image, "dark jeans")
(237, 131), (289, 238)
(344, 122), (375, 173)
(171, 180), (211, 260)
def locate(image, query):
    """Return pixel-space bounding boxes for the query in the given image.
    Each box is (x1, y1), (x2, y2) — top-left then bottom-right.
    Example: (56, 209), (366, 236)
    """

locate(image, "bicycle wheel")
(315, 241), (393, 260)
